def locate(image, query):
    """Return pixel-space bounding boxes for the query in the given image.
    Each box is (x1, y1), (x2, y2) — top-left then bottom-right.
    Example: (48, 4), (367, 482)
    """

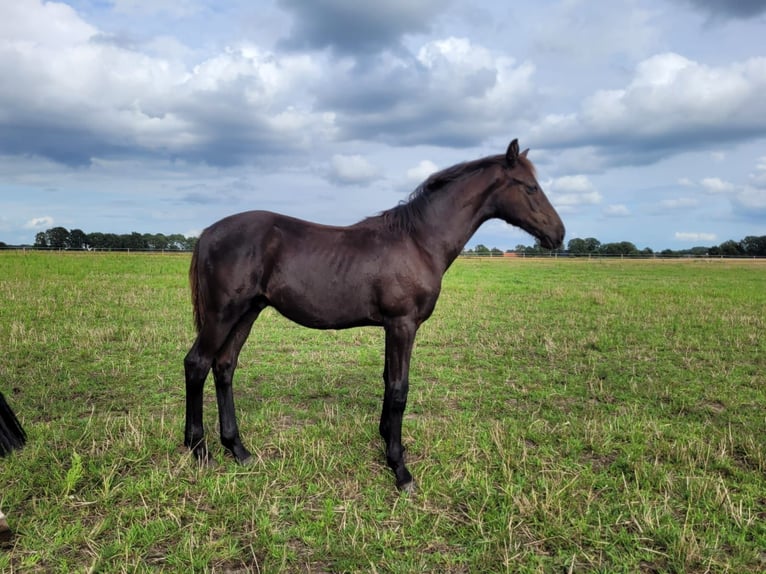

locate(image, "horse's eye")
(512, 177), (538, 195)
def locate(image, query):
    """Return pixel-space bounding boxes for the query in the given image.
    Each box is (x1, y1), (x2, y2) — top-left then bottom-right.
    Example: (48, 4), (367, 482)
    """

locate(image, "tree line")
(464, 235), (766, 257)
(27, 227), (196, 251)
(2, 227), (764, 257)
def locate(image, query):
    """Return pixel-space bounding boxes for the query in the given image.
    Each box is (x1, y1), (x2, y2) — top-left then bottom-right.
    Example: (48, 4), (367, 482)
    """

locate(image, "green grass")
(0, 252), (764, 572)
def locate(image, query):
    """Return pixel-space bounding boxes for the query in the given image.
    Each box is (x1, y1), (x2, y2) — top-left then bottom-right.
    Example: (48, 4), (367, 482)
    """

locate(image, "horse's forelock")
(516, 154), (537, 178)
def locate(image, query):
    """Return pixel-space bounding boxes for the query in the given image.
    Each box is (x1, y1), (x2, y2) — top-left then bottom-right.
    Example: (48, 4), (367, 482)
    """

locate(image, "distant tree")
(474, 244), (490, 256)
(490, 247), (503, 257)
(46, 227), (70, 249)
(718, 239), (742, 256)
(123, 232), (145, 250)
(688, 246), (709, 257)
(146, 233), (173, 250)
(87, 232), (121, 249)
(740, 235), (766, 256)
(68, 228), (88, 250)
(567, 237), (588, 255)
(33, 227), (197, 251)
(600, 241), (638, 256)
(525, 242), (546, 255)
(168, 233), (193, 250)
(566, 237), (602, 256)
(583, 237), (601, 253)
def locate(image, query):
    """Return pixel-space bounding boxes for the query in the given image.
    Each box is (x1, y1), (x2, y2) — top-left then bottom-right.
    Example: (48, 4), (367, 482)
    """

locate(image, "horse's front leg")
(380, 318), (417, 492)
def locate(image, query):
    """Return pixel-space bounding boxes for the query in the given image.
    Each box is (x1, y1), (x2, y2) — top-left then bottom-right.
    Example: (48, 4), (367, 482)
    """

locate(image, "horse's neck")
(414, 169), (498, 269)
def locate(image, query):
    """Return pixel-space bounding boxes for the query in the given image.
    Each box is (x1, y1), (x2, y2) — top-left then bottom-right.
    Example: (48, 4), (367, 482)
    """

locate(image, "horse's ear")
(521, 148), (529, 158)
(506, 139), (520, 167)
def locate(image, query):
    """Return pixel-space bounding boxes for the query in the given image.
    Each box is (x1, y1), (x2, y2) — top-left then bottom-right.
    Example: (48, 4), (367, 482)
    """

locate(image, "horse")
(0, 391), (26, 542)
(183, 139), (565, 491)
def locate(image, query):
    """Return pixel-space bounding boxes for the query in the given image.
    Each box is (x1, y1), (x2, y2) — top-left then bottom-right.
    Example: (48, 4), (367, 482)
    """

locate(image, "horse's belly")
(267, 280), (381, 330)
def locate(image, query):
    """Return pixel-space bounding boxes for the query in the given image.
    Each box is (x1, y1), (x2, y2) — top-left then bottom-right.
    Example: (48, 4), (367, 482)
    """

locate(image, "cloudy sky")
(1, 0), (765, 250)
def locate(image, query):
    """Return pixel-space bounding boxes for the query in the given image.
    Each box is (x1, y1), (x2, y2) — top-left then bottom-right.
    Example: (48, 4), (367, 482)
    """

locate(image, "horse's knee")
(212, 358), (235, 386)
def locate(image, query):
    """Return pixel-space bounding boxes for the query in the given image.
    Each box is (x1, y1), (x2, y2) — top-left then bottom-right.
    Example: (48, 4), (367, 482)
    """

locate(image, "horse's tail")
(0, 392), (26, 457)
(189, 238), (204, 333)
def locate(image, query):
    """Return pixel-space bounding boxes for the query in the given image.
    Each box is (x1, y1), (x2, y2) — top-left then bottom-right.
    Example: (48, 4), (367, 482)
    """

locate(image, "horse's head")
(494, 139), (565, 250)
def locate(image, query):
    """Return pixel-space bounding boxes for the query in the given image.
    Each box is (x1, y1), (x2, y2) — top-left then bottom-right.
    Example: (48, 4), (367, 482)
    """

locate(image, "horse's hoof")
(238, 455), (255, 466)
(398, 480), (417, 495)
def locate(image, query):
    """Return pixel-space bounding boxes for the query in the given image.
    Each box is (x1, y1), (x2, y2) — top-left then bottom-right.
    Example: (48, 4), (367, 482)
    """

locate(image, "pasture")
(0, 252), (764, 573)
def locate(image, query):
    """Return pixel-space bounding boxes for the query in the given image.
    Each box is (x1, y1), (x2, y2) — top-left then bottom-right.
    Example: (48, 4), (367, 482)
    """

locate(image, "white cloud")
(0, 2), (337, 165)
(324, 36), (538, 147)
(700, 177), (736, 193)
(534, 0), (659, 63)
(660, 197), (699, 209)
(0, 2), (540, 165)
(675, 231), (717, 242)
(751, 156), (766, 187)
(678, 177), (694, 186)
(406, 160), (439, 185)
(546, 175), (602, 209)
(24, 216), (54, 230)
(531, 53), (766, 164)
(328, 154), (380, 185)
(0, 1), (96, 47)
(735, 186), (766, 212)
(111, 0), (201, 18)
(548, 174), (595, 194)
(555, 191), (603, 206)
(417, 38), (537, 114)
(603, 204), (630, 217)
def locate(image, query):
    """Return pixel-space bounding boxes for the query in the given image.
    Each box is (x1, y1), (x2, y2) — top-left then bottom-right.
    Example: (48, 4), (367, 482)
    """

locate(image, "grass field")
(0, 252), (764, 573)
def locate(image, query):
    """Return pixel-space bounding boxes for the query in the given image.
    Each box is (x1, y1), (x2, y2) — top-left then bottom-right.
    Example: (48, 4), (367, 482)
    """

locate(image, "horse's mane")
(361, 153), (536, 234)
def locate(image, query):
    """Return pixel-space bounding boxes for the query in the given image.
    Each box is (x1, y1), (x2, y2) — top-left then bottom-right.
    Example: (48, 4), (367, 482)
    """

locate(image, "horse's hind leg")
(184, 336), (215, 463)
(212, 305), (263, 464)
(184, 315), (243, 464)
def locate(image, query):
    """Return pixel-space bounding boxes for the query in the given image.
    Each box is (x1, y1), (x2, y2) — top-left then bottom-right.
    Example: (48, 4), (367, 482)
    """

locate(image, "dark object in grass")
(0, 391), (26, 457)
(183, 139), (565, 491)
(0, 391), (26, 543)
(0, 509), (11, 545)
